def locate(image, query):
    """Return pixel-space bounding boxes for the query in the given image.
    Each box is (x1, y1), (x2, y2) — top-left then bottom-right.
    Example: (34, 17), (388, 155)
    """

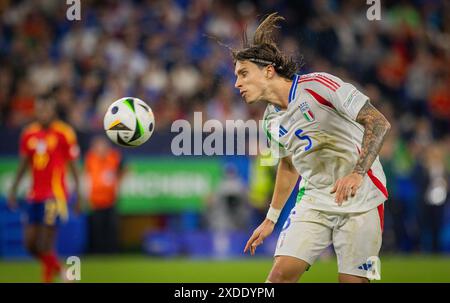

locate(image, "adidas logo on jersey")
(358, 262), (373, 271)
(359, 257), (381, 280)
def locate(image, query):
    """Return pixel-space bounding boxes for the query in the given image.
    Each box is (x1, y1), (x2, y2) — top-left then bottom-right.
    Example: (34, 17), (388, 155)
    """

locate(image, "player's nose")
(234, 78), (241, 89)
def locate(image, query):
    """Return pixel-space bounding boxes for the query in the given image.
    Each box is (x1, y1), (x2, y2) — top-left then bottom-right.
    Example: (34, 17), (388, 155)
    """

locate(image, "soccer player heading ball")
(236, 13), (391, 283)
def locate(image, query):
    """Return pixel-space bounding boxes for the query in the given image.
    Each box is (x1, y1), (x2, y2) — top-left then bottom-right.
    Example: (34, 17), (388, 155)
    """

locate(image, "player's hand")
(244, 218), (275, 256)
(330, 172), (363, 206)
(7, 192), (18, 211)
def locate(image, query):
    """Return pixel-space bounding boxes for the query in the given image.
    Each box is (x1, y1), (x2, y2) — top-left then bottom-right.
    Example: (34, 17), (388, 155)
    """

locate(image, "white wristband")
(266, 206), (282, 224)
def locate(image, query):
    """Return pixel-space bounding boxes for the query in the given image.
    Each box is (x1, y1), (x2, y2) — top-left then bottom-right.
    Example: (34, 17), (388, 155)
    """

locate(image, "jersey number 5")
(295, 128), (312, 151)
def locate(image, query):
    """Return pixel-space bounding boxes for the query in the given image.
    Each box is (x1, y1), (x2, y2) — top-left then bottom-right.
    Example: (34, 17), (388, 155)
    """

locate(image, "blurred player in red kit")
(8, 93), (81, 283)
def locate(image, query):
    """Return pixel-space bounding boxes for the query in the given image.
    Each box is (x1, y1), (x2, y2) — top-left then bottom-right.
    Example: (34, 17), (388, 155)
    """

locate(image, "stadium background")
(0, 0), (449, 282)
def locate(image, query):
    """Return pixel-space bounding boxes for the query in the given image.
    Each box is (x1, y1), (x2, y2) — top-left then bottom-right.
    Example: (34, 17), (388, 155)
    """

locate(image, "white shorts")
(274, 204), (384, 278)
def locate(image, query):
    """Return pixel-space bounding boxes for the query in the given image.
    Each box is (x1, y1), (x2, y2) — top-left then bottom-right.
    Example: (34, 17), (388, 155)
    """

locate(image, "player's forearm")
(270, 156), (299, 210)
(9, 158), (29, 194)
(354, 102), (391, 175)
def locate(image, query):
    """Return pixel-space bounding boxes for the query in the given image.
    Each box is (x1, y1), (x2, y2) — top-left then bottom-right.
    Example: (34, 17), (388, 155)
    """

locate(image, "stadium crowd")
(0, 0), (449, 252)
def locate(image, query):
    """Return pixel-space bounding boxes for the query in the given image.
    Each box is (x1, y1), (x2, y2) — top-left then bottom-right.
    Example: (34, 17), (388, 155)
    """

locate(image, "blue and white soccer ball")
(104, 97), (155, 147)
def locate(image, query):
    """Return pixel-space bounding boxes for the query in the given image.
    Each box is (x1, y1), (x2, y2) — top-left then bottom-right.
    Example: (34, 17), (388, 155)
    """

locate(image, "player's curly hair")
(232, 12), (301, 80)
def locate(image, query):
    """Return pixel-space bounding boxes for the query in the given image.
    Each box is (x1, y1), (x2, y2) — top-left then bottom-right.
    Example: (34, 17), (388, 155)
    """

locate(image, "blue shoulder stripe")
(289, 74), (300, 103)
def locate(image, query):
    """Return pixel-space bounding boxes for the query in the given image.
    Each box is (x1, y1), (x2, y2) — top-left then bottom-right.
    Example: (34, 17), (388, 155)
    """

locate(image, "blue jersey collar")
(273, 73), (300, 112)
(289, 74), (300, 104)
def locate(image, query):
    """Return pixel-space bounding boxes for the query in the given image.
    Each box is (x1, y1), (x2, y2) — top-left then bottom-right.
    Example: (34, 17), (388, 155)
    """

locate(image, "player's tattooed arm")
(353, 101), (391, 176)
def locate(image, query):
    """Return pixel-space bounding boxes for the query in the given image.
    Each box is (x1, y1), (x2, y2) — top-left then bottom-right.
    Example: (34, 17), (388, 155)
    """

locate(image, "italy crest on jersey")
(299, 101), (315, 122)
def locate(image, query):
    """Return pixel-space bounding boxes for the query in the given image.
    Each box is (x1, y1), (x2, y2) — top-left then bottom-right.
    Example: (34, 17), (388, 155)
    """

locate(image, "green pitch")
(0, 255), (449, 283)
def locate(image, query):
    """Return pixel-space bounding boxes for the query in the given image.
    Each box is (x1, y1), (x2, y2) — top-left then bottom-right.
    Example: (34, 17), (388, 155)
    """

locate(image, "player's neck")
(265, 78), (292, 110)
(39, 120), (55, 129)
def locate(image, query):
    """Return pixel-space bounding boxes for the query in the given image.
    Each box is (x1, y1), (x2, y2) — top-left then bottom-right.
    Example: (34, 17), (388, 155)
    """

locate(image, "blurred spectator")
(428, 73), (450, 137)
(169, 61), (201, 98)
(0, 67), (13, 124)
(28, 56), (60, 96)
(8, 77), (35, 128)
(85, 135), (126, 253)
(416, 143), (449, 252)
(207, 83), (248, 123)
(248, 152), (277, 228)
(404, 48), (433, 114)
(376, 48), (408, 99)
(380, 125), (420, 252)
(205, 164), (250, 232)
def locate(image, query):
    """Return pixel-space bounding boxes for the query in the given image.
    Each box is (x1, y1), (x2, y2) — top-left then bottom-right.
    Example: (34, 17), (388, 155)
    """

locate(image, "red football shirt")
(19, 120), (79, 204)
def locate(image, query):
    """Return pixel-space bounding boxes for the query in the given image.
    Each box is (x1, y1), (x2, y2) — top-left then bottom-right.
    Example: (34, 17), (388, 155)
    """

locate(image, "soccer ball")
(104, 97), (155, 147)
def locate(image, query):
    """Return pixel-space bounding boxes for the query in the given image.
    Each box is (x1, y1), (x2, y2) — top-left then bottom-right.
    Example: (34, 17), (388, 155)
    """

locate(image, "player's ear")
(265, 65), (275, 79)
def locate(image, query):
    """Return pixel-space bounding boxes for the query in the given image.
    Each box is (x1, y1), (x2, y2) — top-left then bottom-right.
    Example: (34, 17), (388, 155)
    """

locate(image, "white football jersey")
(263, 72), (388, 213)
